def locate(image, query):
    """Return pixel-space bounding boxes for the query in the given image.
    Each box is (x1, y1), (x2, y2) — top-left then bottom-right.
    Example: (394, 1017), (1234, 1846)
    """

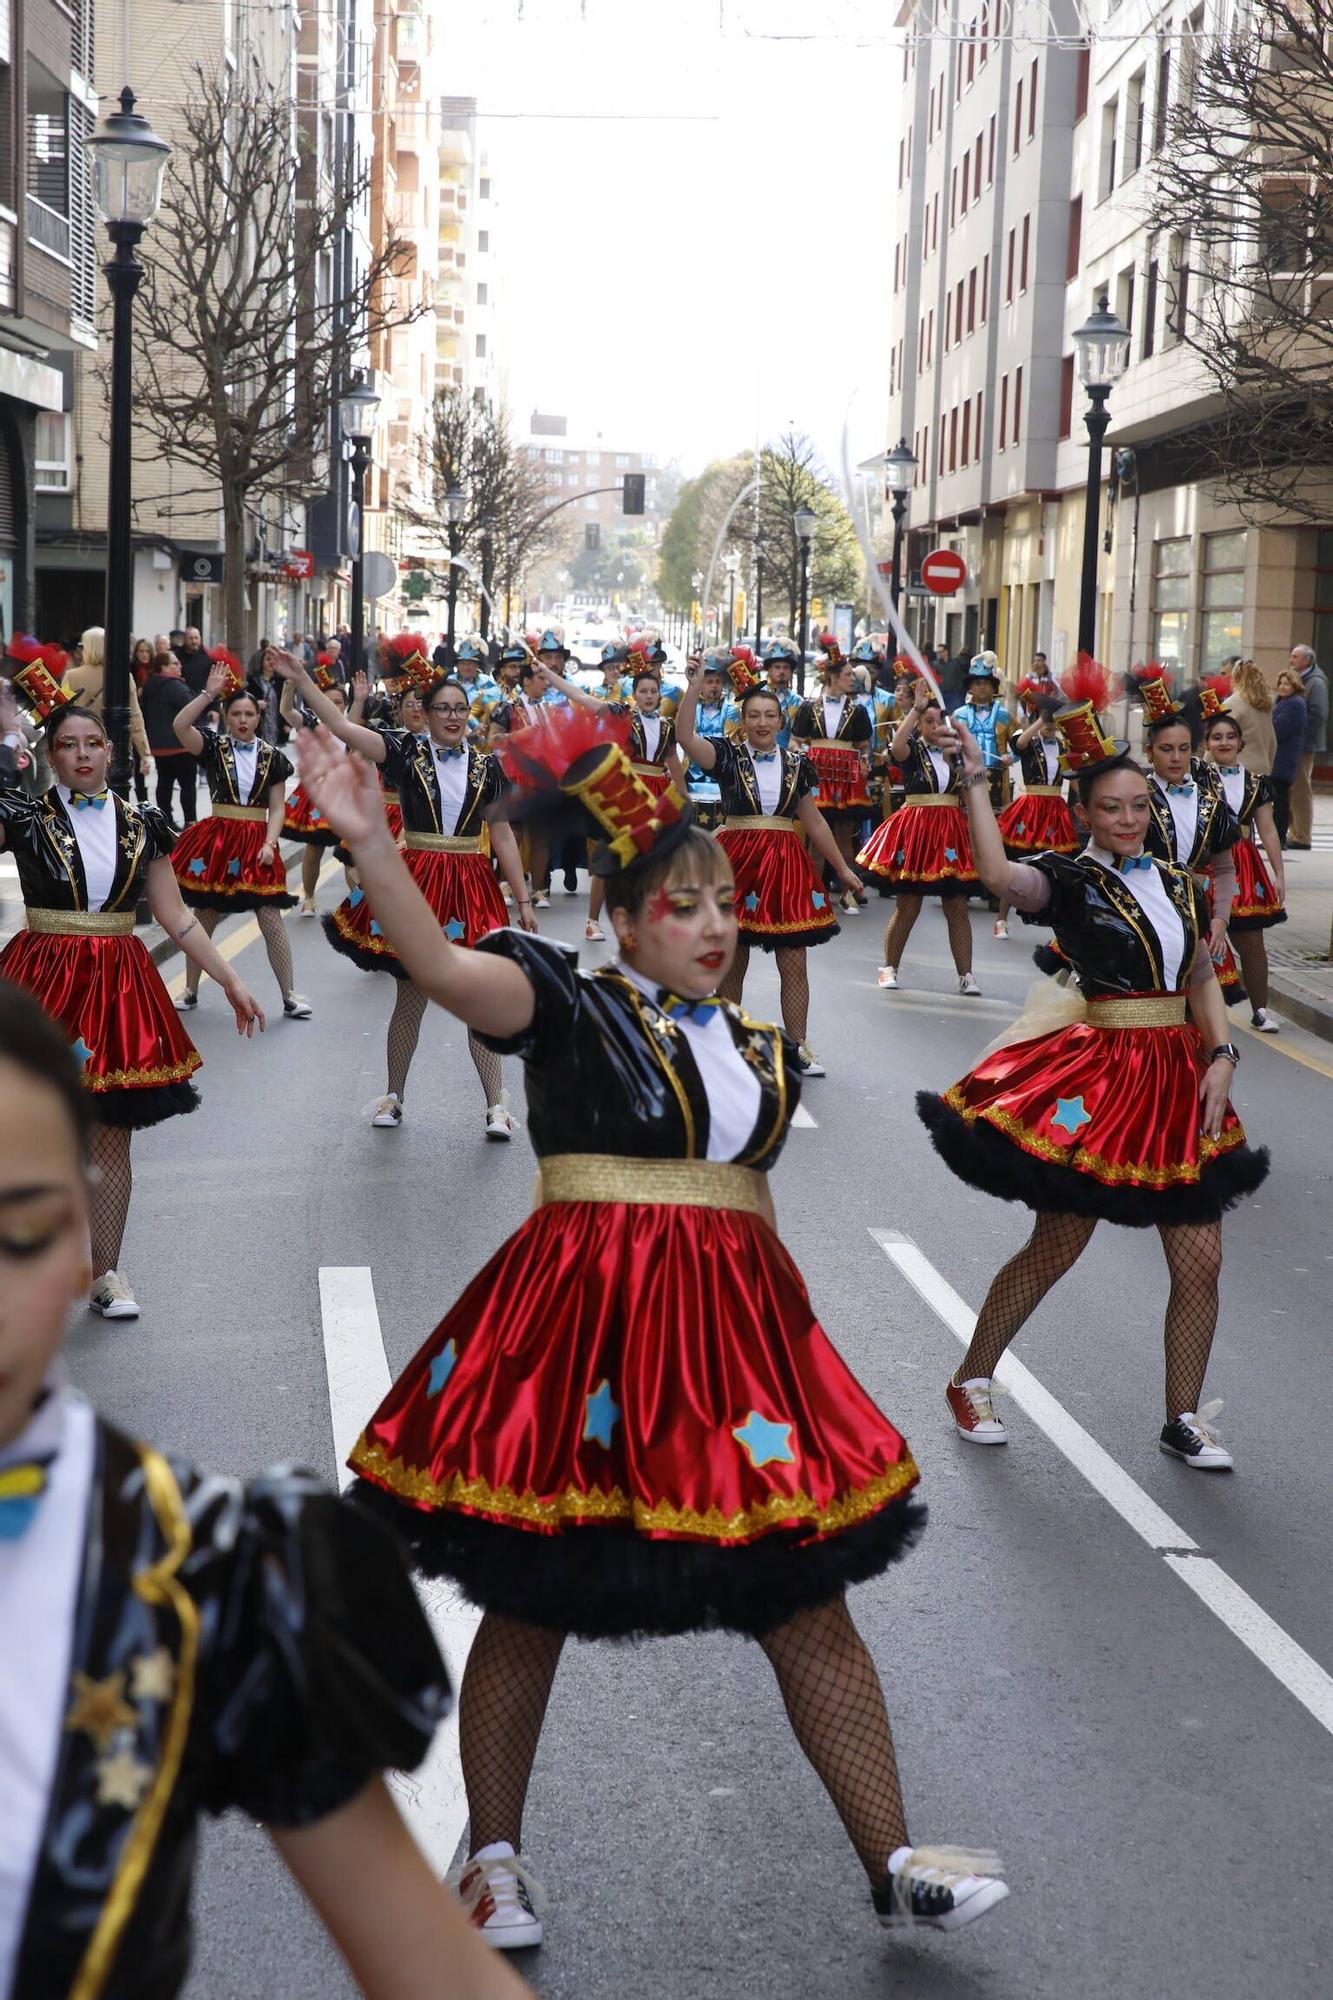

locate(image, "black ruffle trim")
(854, 867), (977, 899)
(1031, 941), (1069, 978)
(744, 922), (841, 952)
(347, 1482), (927, 1641)
(90, 1080), (201, 1130)
(319, 911), (406, 979)
(1229, 910), (1287, 933)
(282, 826), (339, 848)
(915, 1090), (1269, 1228)
(179, 887), (298, 912)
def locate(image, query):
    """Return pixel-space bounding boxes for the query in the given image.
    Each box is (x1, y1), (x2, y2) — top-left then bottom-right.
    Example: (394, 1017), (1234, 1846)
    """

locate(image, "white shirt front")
(926, 747), (953, 793)
(744, 744), (783, 815)
(0, 1384), (96, 1997)
(1040, 739), (1060, 784)
(1219, 766), (1246, 816)
(229, 737), (259, 803)
(430, 742), (469, 836)
(1154, 775), (1200, 865)
(617, 961), (762, 1162)
(821, 696), (847, 736)
(1085, 843), (1188, 989)
(638, 714), (662, 762)
(56, 784), (117, 911)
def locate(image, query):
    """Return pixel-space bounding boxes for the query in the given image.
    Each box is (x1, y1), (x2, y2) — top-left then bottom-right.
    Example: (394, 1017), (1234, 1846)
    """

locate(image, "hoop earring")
(621, 927), (638, 953)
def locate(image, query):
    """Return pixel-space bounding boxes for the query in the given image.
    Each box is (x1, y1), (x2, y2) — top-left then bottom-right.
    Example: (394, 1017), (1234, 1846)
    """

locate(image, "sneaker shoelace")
(449, 1851), (547, 1923)
(1184, 1398), (1225, 1447)
(892, 1845), (1003, 1922)
(958, 1379), (1006, 1425)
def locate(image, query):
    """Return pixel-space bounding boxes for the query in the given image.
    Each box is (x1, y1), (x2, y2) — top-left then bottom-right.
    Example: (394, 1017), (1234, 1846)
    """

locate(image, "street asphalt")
(61, 869), (1333, 2000)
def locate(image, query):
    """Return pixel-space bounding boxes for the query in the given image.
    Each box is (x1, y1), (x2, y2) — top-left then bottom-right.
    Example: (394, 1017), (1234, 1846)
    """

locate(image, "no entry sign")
(921, 548), (967, 596)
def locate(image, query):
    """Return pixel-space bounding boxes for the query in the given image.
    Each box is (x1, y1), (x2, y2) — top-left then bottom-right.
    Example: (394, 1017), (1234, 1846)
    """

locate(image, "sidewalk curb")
(1266, 969), (1333, 1045)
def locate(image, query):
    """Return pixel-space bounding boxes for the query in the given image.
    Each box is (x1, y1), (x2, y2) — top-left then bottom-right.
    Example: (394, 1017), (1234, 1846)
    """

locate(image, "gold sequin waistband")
(211, 803), (268, 822)
(403, 831), (484, 853)
(24, 907), (136, 936)
(721, 815), (798, 833)
(539, 1153), (765, 1214)
(1085, 995), (1187, 1028)
(902, 792), (961, 807)
(631, 760), (668, 777)
(381, 788), (400, 803)
(1020, 784), (1065, 797)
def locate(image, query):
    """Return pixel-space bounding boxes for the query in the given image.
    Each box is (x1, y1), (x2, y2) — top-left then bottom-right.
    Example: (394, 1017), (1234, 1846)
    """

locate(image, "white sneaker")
(282, 993), (313, 1019)
(946, 1376), (1008, 1444)
(370, 1094), (403, 1128)
(174, 989), (198, 1011)
(1160, 1401), (1234, 1470)
(875, 1846), (1009, 1931)
(796, 1044), (826, 1077)
(585, 919), (605, 942)
(1251, 1008), (1280, 1033)
(486, 1095), (517, 1141)
(90, 1271), (139, 1320)
(992, 918), (1009, 939)
(298, 897), (317, 919)
(533, 892), (551, 910)
(959, 973), (982, 996)
(876, 965), (899, 990)
(841, 890), (861, 914)
(449, 1841), (544, 1951)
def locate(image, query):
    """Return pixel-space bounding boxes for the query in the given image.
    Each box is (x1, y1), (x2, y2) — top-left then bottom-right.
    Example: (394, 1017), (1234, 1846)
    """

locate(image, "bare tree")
(1146, 0), (1333, 521)
(755, 432), (863, 638)
(126, 58), (419, 645)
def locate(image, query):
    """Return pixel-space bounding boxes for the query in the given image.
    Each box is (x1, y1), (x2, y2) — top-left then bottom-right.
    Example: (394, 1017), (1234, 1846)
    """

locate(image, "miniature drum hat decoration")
(625, 629), (664, 675)
(208, 646), (247, 697)
(383, 632), (437, 697)
(1054, 652), (1128, 772)
(726, 646), (762, 699)
(498, 704), (691, 877)
(818, 632), (845, 668)
(312, 650), (341, 691)
(1136, 672), (1184, 723)
(10, 642), (74, 722)
(1199, 674), (1233, 721)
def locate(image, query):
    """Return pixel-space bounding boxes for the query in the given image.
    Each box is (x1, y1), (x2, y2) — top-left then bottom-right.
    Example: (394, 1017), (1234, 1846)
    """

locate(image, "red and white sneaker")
(874, 1845), (1009, 1930)
(946, 1375), (1007, 1445)
(449, 1841), (544, 1950)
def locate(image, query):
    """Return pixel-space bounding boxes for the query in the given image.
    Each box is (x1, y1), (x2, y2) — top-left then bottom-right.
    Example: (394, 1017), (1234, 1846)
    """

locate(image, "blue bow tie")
(750, 750), (778, 763)
(657, 990), (723, 1024)
(1166, 780), (1194, 796)
(0, 1459), (51, 1540)
(1214, 765), (1241, 776)
(1119, 854), (1154, 873)
(70, 790), (108, 811)
(434, 744), (466, 760)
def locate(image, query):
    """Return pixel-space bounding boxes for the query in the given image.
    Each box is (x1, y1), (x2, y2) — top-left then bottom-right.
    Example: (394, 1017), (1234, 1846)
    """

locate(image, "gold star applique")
(741, 1033), (771, 1075)
(129, 1646), (176, 1704)
(95, 1747), (152, 1811)
(65, 1670), (137, 1752)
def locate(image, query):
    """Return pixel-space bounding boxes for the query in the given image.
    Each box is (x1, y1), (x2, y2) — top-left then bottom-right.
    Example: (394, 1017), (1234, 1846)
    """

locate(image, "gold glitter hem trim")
(941, 1086), (1245, 1184)
(85, 1052), (202, 1092)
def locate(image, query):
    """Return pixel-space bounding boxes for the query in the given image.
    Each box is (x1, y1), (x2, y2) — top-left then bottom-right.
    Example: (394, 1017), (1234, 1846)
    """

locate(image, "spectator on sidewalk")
(140, 651), (200, 828)
(177, 625), (216, 695)
(1224, 659), (1277, 775)
(1271, 668), (1308, 847)
(1287, 642), (1329, 848)
(248, 642), (286, 744)
(64, 625), (152, 784)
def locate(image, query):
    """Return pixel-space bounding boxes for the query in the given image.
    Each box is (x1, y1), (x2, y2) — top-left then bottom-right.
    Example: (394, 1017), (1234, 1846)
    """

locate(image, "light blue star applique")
(348, 888), (365, 908)
(583, 1379), (621, 1448)
(1015, 821), (1026, 835)
(1051, 1094), (1092, 1139)
(426, 1340), (458, 1396)
(744, 891), (759, 912)
(227, 858), (241, 877)
(894, 850), (905, 865)
(369, 920), (383, 937)
(944, 847), (958, 863)
(811, 890), (826, 908)
(70, 1037), (93, 1070)
(731, 1410), (796, 1469)
(444, 917), (466, 941)
(187, 858), (206, 876)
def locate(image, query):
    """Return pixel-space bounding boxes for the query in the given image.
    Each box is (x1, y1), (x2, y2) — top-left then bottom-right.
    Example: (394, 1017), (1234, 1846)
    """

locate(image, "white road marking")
(791, 1104), (818, 1128)
(872, 1228), (1333, 1741)
(319, 1266), (481, 1871)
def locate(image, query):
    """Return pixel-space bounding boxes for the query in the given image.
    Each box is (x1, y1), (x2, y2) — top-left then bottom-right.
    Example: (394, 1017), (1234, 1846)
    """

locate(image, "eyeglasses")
(430, 703), (469, 717)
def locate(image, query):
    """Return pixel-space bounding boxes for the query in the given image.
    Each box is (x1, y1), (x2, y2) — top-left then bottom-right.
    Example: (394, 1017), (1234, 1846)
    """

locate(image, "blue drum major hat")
(761, 638), (801, 669)
(967, 651), (1001, 690)
(599, 640), (631, 670)
(851, 635), (888, 667)
(454, 634), (488, 666)
(499, 635), (534, 668)
(535, 623), (571, 661)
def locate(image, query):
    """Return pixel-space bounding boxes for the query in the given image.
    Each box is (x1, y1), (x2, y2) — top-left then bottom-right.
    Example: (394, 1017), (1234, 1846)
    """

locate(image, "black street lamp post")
(690, 569), (703, 651)
(723, 549), (738, 645)
(338, 375), (380, 683)
(752, 541), (765, 652)
(1073, 294), (1131, 657)
(793, 503), (817, 693)
(883, 437), (917, 614)
(478, 519), (495, 639)
(445, 485), (467, 656)
(87, 87), (170, 795)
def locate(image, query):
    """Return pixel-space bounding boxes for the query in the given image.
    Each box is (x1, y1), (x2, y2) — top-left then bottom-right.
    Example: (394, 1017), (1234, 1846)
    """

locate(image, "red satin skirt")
(349, 1198), (923, 1637)
(918, 1006), (1269, 1227)
(323, 847), (507, 976)
(1229, 836), (1286, 931)
(856, 798), (978, 895)
(631, 763), (673, 798)
(715, 825), (839, 950)
(283, 782), (337, 847)
(0, 929), (201, 1128)
(1196, 868), (1246, 1005)
(335, 787), (404, 866)
(997, 791), (1078, 856)
(171, 815), (295, 911)
(807, 743), (871, 817)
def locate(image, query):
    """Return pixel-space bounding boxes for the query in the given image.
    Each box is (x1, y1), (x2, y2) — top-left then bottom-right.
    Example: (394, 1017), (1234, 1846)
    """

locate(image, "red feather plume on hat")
(1060, 651), (1113, 710)
(35, 641), (69, 677)
(818, 632), (843, 664)
(1130, 659), (1163, 684)
(1202, 672), (1233, 701)
(6, 634), (43, 666)
(497, 703), (632, 795)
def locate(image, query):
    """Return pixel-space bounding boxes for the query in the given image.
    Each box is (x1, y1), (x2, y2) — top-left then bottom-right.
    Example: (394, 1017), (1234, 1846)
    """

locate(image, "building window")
(475, 333), (487, 358)
(478, 229), (489, 251)
(1020, 213), (1030, 291)
(975, 387), (984, 450)
(1029, 59), (1038, 137)
(1006, 226), (1015, 302)
(477, 281), (488, 304)
(1153, 46), (1171, 152)
(479, 176), (491, 199)
(1167, 233), (1190, 343)
(962, 399), (971, 463)
(1014, 77), (1023, 155)
(1116, 263), (1135, 336)
(35, 410), (71, 490)
(1143, 247), (1158, 358)
(1013, 365), (1023, 444)
(1126, 67), (1146, 176)
(1075, 44), (1090, 120)
(1058, 354), (1075, 439)
(1067, 195), (1083, 279)
(987, 113), (996, 183)
(999, 374), (1009, 446)
(980, 251), (989, 321)
(543, 449), (565, 464)
(967, 266), (976, 332)
(1099, 96), (1118, 200)
(961, 152), (969, 212)
(1151, 536), (1192, 674)
(949, 406), (958, 472)
(1201, 530), (1247, 669)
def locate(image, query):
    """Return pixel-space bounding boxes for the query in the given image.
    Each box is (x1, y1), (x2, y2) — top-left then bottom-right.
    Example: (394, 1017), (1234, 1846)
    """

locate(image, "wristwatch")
(1210, 1043), (1241, 1066)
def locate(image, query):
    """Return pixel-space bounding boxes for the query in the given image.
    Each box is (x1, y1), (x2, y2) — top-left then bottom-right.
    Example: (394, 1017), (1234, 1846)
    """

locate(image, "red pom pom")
(1129, 659), (1163, 684)
(498, 703), (632, 793)
(208, 646), (243, 672)
(384, 632), (429, 665)
(36, 642), (69, 677)
(1060, 651), (1112, 709)
(1203, 672), (1233, 701)
(6, 635), (42, 665)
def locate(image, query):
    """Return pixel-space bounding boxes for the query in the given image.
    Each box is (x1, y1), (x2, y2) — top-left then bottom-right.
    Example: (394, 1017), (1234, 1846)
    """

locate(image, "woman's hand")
(270, 650), (308, 684)
(515, 899), (540, 934)
(946, 716), (983, 772)
(205, 661), (230, 699)
(838, 864), (867, 903)
(352, 669), (369, 703)
(296, 726), (390, 850)
(258, 840), (276, 868)
(684, 655), (702, 684)
(1207, 914), (1229, 963)
(913, 677), (932, 712)
(1199, 1056), (1234, 1141)
(223, 977), (266, 1038)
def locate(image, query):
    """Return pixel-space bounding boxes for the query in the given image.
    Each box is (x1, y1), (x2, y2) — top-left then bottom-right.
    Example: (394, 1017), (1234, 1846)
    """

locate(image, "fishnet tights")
(719, 944), (810, 1044)
(883, 892), (973, 975)
(385, 980), (504, 1107)
(460, 1613), (566, 1853)
(957, 1212), (1224, 1420)
(1235, 930), (1269, 1014)
(183, 905), (295, 1000)
(89, 1124), (133, 1277)
(759, 1596), (908, 1881)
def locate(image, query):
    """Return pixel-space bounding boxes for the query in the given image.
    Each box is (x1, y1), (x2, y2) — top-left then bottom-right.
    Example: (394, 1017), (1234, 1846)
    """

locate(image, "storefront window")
(1200, 530), (1246, 669)
(1151, 537), (1191, 682)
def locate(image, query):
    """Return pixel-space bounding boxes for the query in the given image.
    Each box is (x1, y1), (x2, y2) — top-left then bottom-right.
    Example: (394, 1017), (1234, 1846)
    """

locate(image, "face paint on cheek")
(647, 888), (676, 926)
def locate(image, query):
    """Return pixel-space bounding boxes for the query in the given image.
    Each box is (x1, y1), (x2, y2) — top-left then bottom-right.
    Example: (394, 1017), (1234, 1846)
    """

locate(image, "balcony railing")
(26, 194), (71, 262)
(0, 216), (14, 309)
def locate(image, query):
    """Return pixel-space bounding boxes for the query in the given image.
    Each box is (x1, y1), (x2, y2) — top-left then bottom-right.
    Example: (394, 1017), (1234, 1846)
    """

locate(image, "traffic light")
(622, 473), (645, 515)
(585, 523), (600, 551)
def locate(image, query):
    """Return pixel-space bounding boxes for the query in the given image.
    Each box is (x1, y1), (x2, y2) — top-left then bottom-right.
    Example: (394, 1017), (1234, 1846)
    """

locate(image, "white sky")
(441, 0), (899, 480)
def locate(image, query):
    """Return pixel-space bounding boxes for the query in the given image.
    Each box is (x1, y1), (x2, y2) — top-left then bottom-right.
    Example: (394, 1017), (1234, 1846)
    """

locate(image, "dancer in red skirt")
(293, 716), (1007, 1951)
(281, 654), (362, 917)
(991, 701), (1078, 940)
(1202, 704), (1286, 1032)
(274, 650), (533, 1137)
(792, 638), (873, 912)
(169, 654), (312, 1019)
(1137, 676), (1245, 1009)
(918, 700), (1268, 1469)
(0, 665), (263, 1319)
(857, 680), (982, 996)
(677, 655), (865, 1078)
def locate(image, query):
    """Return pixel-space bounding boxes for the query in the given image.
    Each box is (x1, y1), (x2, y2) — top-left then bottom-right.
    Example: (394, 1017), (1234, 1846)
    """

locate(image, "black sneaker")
(873, 1846), (1009, 1931)
(1160, 1402), (1233, 1470)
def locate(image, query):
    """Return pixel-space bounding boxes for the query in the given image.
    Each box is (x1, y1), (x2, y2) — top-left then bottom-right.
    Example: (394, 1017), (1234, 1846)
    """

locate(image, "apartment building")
(437, 96), (503, 409)
(1, 0), (97, 640)
(523, 418), (665, 546)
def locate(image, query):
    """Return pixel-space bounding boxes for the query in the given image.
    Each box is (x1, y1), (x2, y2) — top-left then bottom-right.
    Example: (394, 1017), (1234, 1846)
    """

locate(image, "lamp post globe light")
(793, 502), (817, 693)
(883, 437), (917, 615)
(1073, 293), (1131, 657)
(86, 86), (170, 796)
(338, 374), (381, 681)
(444, 483), (468, 656)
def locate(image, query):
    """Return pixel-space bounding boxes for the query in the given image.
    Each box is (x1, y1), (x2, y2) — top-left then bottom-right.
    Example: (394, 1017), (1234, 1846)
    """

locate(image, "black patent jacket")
(376, 728), (504, 836)
(0, 788), (174, 911)
(1145, 758), (1240, 870)
(1020, 851), (1210, 997)
(711, 739), (817, 820)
